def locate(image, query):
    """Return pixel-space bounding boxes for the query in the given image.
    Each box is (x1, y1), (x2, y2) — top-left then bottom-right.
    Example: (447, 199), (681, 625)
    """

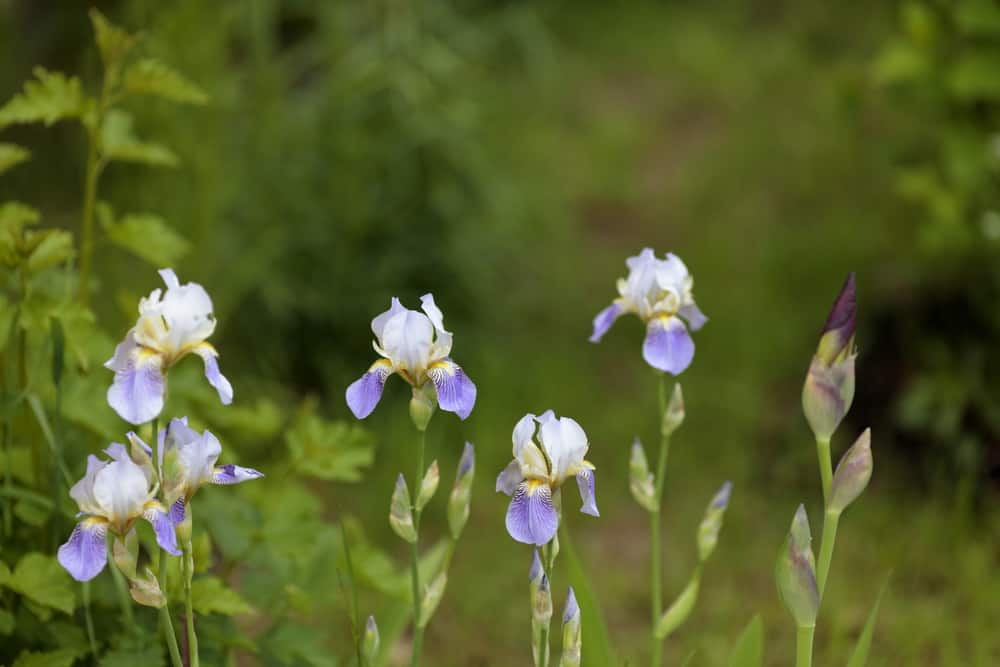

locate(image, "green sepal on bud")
(828, 429), (872, 515)
(362, 615), (380, 665)
(128, 566), (167, 608)
(654, 569), (701, 639)
(389, 474), (417, 543)
(697, 481), (733, 562)
(418, 570), (448, 628)
(409, 384), (437, 432)
(559, 587), (581, 667)
(629, 439), (658, 512)
(111, 531), (139, 580)
(661, 383), (685, 437)
(416, 460), (440, 512)
(448, 442), (475, 539)
(775, 505), (819, 628)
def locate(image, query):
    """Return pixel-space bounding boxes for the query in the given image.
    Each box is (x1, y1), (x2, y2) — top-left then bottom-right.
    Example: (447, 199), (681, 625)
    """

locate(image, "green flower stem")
(537, 539), (556, 667)
(183, 537), (200, 667)
(108, 544), (134, 627)
(82, 580), (98, 655)
(796, 625), (814, 667)
(816, 509), (841, 602)
(650, 374), (671, 667)
(340, 522), (363, 666)
(409, 426), (427, 667)
(78, 60), (113, 304)
(815, 437), (832, 505)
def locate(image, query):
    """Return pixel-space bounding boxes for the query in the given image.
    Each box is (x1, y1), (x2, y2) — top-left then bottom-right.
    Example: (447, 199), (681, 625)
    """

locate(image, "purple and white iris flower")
(57, 443), (179, 582)
(131, 417), (263, 527)
(589, 248), (707, 375)
(106, 269), (233, 425)
(346, 294), (477, 420)
(496, 411), (598, 546)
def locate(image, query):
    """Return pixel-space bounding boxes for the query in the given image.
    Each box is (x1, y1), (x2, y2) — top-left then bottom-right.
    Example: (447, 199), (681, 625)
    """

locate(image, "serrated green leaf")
(89, 8), (139, 68)
(0, 68), (89, 128)
(286, 412), (375, 482)
(846, 577), (890, 667)
(123, 59), (208, 105)
(8, 553), (76, 615)
(12, 649), (79, 667)
(0, 143), (30, 174)
(26, 229), (74, 274)
(727, 614), (764, 667)
(191, 576), (254, 616)
(0, 201), (40, 232)
(101, 109), (178, 167)
(101, 209), (190, 266)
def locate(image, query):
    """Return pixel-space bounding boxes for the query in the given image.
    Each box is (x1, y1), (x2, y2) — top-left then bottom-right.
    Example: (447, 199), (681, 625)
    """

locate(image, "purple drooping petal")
(144, 505), (180, 556)
(199, 350), (234, 405)
(57, 519), (108, 582)
(345, 361), (393, 419)
(576, 468), (599, 517)
(496, 460), (524, 496)
(642, 316), (694, 375)
(212, 464), (264, 485)
(429, 360), (477, 420)
(589, 303), (623, 343)
(106, 350), (165, 425)
(505, 481), (559, 546)
(679, 302), (708, 332)
(169, 497), (186, 525)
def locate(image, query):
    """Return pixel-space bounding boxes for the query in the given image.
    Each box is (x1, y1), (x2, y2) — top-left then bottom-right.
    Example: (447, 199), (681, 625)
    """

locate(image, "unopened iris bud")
(416, 460), (440, 512)
(775, 505), (818, 628)
(560, 587), (582, 667)
(362, 615), (380, 665)
(129, 567), (166, 608)
(654, 572), (700, 639)
(629, 439), (657, 512)
(662, 383), (685, 437)
(828, 429), (872, 514)
(419, 571), (448, 628)
(803, 274), (857, 441)
(697, 481), (732, 562)
(389, 474), (417, 543)
(409, 384), (437, 432)
(448, 442), (475, 539)
(533, 573), (553, 625)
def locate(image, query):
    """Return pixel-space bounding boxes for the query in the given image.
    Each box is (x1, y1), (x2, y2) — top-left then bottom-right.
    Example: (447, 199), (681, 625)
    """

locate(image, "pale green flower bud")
(448, 443), (475, 539)
(775, 505), (818, 627)
(560, 587), (581, 667)
(389, 474), (417, 543)
(362, 615), (380, 665)
(418, 571), (448, 628)
(416, 460), (440, 512)
(409, 384), (437, 432)
(697, 481), (732, 562)
(533, 573), (553, 625)
(629, 439), (658, 512)
(828, 429), (872, 514)
(661, 383), (685, 437)
(654, 570), (701, 639)
(803, 274), (857, 441)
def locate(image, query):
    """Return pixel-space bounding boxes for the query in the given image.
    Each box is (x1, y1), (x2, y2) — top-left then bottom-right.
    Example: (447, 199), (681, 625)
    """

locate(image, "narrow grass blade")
(727, 614), (763, 667)
(846, 576), (891, 667)
(560, 526), (616, 667)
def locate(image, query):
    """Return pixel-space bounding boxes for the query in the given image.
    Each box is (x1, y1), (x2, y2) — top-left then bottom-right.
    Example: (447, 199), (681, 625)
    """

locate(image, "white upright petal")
(92, 459), (150, 525)
(512, 413), (537, 457)
(538, 415), (588, 482)
(69, 455), (106, 516)
(420, 293), (453, 359)
(371, 297), (407, 343)
(178, 430), (223, 489)
(380, 309), (434, 372)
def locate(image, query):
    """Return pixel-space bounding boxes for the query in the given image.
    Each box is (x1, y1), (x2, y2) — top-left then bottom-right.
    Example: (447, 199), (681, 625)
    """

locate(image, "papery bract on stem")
(346, 294), (477, 421)
(106, 269), (233, 424)
(497, 411), (598, 546)
(589, 248), (707, 374)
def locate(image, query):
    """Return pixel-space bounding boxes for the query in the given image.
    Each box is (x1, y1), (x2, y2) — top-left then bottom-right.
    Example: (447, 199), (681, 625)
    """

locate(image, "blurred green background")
(2, 0), (999, 665)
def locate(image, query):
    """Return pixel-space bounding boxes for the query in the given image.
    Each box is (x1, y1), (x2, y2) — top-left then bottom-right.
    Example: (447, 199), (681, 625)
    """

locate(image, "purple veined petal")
(642, 316), (695, 375)
(589, 303), (623, 343)
(505, 480), (559, 546)
(144, 503), (180, 556)
(679, 302), (708, 332)
(496, 459), (524, 496)
(103, 442), (130, 461)
(57, 518), (108, 582)
(428, 360), (477, 420)
(106, 347), (166, 425)
(576, 467), (600, 517)
(169, 497), (186, 525)
(345, 360), (394, 419)
(194, 344), (233, 406)
(212, 464), (264, 485)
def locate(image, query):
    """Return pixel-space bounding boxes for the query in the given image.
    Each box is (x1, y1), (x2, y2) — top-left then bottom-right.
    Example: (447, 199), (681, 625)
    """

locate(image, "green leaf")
(12, 649), (79, 667)
(101, 110), (178, 167)
(89, 8), (139, 68)
(727, 614), (764, 667)
(262, 621), (337, 667)
(0, 608), (14, 635)
(286, 412), (375, 482)
(0, 560), (10, 586)
(190, 576), (255, 616)
(846, 577), (891, 667)
(123, 59), (208, 105)
(0, 143), (30, 174)
(949, 52), (1000, 101)
(8, 553), (76, 615)
(100, 209), (190, 266)
(561, 526), (616, 667)
(99, 644), (164, 667)
(26, 229), (74, 274)
(0, 68), (89, 129)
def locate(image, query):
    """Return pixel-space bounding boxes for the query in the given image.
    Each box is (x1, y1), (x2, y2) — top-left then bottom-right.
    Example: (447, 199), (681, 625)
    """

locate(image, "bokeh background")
(2, 0), (999, 665)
